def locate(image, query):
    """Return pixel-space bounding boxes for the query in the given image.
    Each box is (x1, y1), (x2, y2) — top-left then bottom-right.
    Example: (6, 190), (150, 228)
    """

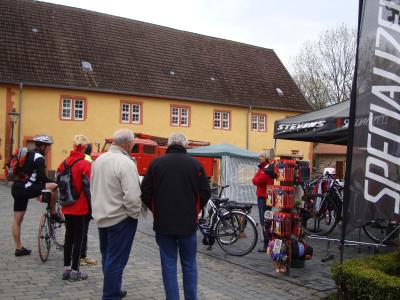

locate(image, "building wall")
(1, 84), (312, 171)
(316, 154), (347, 177)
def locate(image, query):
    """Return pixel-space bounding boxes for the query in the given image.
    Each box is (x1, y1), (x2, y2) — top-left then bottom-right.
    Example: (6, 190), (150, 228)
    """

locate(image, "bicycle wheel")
(362, 219), (400, 244)
(53, 221), (65, 249)
(302, 196), (339, 236)
(216, 212), (258, 256)
(37, 214), (51, 262)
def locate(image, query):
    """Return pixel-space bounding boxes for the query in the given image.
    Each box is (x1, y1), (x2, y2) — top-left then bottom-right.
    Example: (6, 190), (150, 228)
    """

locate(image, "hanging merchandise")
(267, 239), (288, 273)
(272, 212), (299, 237)
(296, 161), (310, 185)
(276, 159), (296, 182)
(274, 186), (295, 209)
(266, 185), (276, 206)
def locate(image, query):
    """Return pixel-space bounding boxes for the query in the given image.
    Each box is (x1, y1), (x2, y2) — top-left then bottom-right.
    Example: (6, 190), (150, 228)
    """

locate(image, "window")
(143, 145), (156, 154)
(214, 110), (231, 130)
(251, 113), (266, 131)
(170, 105), (190, 127)
(120, 102), (142, 124)
(60, 96), (86, 121)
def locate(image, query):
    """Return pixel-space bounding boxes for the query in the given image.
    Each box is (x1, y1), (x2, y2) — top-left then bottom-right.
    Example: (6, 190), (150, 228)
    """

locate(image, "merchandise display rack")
(266, 155), (311, 275)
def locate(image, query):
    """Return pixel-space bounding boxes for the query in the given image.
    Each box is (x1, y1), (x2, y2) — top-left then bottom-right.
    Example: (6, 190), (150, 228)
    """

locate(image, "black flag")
(346, 0), (400, 230)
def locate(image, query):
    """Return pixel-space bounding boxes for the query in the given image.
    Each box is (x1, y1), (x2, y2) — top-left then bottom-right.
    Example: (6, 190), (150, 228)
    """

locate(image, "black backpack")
(57, 158), (83, 207)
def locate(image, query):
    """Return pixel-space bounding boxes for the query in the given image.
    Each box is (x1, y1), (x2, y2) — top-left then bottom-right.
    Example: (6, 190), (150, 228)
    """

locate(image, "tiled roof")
(0, 0), (311, 112)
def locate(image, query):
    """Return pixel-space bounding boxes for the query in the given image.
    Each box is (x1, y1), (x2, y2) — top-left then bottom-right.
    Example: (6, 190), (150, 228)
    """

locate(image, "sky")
(41, 0), (359, 70)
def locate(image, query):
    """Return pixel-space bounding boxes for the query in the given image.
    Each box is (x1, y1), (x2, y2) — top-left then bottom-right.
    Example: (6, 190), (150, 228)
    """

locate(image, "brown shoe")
(80, 256), (97, 266)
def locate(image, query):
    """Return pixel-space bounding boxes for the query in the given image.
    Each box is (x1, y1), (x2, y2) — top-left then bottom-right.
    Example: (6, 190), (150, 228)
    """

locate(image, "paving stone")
(0, 183), (384, 299)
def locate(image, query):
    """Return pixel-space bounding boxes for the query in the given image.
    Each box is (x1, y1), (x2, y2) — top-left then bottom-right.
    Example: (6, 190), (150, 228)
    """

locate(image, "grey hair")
(259, 148), (275, 160)
(168, 132), (188, 148)
(112, 129), (135, 145)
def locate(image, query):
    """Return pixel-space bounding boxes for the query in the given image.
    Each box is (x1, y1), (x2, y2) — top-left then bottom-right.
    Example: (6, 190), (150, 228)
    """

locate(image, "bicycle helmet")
(33, 135), (54, 145)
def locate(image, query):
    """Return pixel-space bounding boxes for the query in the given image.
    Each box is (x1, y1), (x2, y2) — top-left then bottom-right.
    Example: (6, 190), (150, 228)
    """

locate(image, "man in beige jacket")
(90, 129), (141, 300)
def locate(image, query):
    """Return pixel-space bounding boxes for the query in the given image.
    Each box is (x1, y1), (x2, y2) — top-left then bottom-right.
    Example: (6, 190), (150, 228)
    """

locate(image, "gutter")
(0, 80), (312, 114)
(246, 106), (252, 149)
(18, 82), (23, 147)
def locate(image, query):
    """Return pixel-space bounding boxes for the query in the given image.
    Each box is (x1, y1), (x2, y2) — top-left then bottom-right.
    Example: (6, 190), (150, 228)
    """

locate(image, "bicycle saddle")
(226, 201), (252, 210)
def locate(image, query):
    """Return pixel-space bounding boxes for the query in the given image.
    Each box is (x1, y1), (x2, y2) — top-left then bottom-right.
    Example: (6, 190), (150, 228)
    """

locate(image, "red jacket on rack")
(252, 162), (274, 198)
(57, 150), (91, 216)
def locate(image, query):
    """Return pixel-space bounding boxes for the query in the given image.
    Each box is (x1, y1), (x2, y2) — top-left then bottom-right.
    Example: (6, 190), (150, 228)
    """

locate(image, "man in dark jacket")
(141, 133), (211, 300)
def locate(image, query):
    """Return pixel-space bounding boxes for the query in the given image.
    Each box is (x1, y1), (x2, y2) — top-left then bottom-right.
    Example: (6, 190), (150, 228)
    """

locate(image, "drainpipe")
(246, 106), (252, 149)
(18, 82), (23, 147)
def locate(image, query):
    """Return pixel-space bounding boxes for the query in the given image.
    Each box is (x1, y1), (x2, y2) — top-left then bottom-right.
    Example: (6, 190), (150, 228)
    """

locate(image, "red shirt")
(252, 162), (274, 198)
(57, 151), (91, 215)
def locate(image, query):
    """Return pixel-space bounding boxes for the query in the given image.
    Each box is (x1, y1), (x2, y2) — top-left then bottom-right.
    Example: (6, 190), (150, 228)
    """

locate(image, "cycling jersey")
(16, 148), (52, 187)
(12, 148), (51, 211)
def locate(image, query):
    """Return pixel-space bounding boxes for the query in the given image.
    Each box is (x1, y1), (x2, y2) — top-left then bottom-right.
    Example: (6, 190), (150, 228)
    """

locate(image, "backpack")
(3, 147), (29, 181)
(264, 162), (278, 179)
(57, 158), (83, 207)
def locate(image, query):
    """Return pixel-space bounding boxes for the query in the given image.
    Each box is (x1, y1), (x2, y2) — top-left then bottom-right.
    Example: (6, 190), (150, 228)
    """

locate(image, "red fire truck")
(91, 133), (214, 177)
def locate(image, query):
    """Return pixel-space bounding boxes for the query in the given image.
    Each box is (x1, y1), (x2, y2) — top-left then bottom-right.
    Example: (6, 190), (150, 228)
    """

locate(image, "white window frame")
(121, 103), (130, 123)
(74, 99), (85, 120)
(252, 114), (259, 131)
(131, 103), (141, 124)
(259, 114), (266, 131)
(120, 102), (142, 124)
(171, 106), (190, 127)
(60, 96), (86, 121)
(251, 113), (266, 131)
(61, 98), (72, 120)
(222, 112), (230, 129)
(214, 111), (221, 129)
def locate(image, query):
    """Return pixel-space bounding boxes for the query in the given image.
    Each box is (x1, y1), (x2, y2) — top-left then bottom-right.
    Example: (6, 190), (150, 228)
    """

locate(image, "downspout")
(246, 106), (252, 149)
(17, 82), (23, 147)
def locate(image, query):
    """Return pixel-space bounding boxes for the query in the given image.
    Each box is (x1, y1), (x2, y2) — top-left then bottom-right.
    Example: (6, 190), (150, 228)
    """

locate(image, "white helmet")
(33, 135), (53, 145)
(323, 167), (336, 177)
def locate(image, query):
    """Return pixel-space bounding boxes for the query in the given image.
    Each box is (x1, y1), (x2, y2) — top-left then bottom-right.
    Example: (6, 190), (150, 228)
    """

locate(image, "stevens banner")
(347, 0), (400, 229)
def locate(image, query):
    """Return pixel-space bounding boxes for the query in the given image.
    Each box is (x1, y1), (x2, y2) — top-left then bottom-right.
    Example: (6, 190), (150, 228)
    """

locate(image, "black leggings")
(64, 214), (89, 271)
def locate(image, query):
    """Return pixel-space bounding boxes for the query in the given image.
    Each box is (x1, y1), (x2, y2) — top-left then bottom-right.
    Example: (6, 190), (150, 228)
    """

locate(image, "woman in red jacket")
(57, 135), (92, 282)
(252, 149), (274, 252)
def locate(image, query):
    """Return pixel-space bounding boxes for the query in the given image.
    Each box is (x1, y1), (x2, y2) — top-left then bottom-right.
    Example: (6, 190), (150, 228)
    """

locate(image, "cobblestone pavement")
(0, 183), (383, 300)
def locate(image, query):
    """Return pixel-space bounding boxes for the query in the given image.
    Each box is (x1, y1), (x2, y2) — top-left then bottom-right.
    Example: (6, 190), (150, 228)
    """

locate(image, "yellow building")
(1, 0), (312, 177)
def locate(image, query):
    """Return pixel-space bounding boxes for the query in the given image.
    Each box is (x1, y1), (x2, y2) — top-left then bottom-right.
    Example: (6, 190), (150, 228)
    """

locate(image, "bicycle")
(362, 219), (400, 245)
(300, 175), (343, 236)
(198, 185), (258, 256)
(37, 190), (65, 262)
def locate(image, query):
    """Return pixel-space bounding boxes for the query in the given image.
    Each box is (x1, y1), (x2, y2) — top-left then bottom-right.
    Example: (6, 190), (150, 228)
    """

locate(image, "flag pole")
(340, 0), (363, 265)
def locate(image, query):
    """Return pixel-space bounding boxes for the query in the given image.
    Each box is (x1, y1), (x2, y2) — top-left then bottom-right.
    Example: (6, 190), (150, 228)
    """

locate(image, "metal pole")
(340, 0), (363, 265)
(17, 82), (23, 147)
(246, 106), (252, 150)
(9, 121), (14, 157)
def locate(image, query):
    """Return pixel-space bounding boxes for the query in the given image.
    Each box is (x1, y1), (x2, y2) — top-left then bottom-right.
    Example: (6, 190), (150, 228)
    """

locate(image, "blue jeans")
(257, 197), (271, 248)
(156, 232), (198, 300)
(99, 217), (138, 300)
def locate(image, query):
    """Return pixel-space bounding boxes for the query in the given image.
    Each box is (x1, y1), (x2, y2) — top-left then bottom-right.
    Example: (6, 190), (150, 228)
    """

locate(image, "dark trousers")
(64, 214), (89, 271)
(156, 232), (198, 300)
(257, 197), (272, 248)
(80, 214), (91, 258)
(99, 217), (137, 300)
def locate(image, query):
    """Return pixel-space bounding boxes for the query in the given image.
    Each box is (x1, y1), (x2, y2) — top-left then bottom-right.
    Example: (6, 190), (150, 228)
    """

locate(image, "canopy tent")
(188, 144), (259, 204)
(187, 143), (259, 159)
(274, 101), (349, 145)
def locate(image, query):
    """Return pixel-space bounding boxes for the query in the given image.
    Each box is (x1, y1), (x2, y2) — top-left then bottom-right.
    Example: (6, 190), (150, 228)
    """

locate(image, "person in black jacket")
(141, 132), (211, 300)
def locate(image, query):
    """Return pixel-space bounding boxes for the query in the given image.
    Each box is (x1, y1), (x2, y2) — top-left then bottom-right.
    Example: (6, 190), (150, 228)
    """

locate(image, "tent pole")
(273, 139), (277, 154)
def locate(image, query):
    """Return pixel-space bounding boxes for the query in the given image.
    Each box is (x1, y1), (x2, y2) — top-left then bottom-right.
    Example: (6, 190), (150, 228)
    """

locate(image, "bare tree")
(291, 24), (357, 110)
